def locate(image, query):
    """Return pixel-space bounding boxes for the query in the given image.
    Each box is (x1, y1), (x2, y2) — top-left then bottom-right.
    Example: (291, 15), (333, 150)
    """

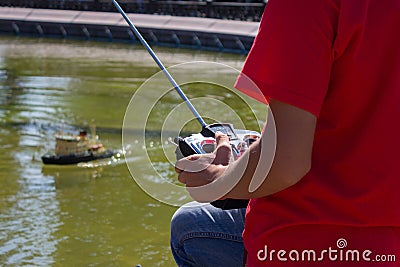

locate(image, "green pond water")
(0, 37), (266, 266)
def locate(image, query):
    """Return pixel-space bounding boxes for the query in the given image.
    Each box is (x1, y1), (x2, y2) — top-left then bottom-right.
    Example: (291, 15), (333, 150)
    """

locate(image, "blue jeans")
(170, 202), (246, 267)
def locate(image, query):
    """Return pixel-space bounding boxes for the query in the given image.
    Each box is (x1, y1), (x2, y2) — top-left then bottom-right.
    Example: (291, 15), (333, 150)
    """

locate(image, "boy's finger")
(177, 172), (186, 184)
(175, 154), (214, 173)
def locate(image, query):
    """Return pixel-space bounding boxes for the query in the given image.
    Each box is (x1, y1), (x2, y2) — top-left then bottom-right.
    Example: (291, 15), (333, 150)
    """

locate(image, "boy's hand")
(175, 132), (232, 188)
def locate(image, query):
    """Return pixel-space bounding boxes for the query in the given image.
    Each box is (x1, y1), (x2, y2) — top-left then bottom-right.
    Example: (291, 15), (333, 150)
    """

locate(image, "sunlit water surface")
(0, 37), (264, 266)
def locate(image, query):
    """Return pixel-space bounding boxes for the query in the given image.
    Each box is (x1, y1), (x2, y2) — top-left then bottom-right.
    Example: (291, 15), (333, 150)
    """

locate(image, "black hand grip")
(177, 137), (196, 158)
(211, 199), (249, 210)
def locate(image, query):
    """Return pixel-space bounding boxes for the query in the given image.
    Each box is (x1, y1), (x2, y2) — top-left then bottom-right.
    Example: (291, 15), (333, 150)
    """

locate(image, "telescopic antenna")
(112, 0), (207, 127)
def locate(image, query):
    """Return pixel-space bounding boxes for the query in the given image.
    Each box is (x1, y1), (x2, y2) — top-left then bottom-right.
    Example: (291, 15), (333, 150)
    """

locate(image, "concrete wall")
(0, 7), (260, 53)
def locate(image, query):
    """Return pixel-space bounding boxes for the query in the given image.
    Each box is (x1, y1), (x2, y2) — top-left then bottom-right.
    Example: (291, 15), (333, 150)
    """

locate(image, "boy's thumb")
(213, 132), (232, 165)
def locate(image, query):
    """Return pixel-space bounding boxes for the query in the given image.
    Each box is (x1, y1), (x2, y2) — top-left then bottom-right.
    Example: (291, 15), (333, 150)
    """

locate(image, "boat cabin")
(55, 131), (90, 156)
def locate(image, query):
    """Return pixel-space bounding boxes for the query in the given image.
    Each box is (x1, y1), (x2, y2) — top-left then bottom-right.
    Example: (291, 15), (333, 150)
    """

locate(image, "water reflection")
(0, 128), (61, 266)
(0, 36), (253, 266)
(0, 49), (69, 265)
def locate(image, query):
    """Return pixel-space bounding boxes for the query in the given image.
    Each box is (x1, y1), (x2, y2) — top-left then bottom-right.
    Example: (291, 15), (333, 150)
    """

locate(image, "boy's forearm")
(221, 138), (306, 199)
(221, 101), (315, 199)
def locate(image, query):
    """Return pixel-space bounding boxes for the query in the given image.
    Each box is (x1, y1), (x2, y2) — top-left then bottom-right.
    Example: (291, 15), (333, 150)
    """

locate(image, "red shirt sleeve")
(235, 0), (339, 116)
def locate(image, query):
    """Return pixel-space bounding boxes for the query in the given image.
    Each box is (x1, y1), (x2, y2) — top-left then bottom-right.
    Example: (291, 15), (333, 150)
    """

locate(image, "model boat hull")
(42, 149), (114, 165)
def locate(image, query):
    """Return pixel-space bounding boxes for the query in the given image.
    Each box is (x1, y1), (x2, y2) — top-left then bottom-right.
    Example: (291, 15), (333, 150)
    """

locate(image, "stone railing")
(0, 0), (266, 22)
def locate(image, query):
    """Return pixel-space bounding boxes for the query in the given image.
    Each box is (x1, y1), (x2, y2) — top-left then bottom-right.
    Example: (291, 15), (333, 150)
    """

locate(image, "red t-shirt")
(235, 0), (400, 266)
